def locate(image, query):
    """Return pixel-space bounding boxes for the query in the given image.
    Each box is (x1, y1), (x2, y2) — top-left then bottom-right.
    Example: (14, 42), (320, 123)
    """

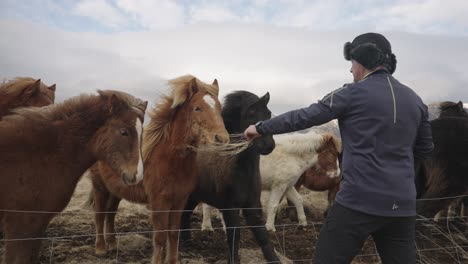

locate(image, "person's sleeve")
(413, 104), (434, 160)
(260, 84), (352, 135)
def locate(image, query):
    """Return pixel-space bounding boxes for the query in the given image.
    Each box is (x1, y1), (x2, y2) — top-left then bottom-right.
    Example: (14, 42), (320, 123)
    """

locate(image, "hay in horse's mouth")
(187, 134), (252, 156)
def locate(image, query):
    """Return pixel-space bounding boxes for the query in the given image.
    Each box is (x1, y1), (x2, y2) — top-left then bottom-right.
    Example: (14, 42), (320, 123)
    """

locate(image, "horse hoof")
(107, 240), (117, 251)
(201, 225), (214, 232)
(265, 224), (276, 232)
(95, 247), (107, 256)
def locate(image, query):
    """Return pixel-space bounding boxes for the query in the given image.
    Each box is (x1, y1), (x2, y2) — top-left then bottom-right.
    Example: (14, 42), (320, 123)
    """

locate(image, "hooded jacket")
(260, 69), (433, 216)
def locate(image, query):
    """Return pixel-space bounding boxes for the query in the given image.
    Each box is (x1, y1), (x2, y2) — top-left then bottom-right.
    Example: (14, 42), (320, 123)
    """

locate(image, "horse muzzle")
(122, 170), (143, 185)
(326, 168), (341, 178)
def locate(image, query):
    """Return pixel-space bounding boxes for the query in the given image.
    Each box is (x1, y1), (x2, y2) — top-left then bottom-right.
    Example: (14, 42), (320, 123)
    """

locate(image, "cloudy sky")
(1, 0), (467, 113)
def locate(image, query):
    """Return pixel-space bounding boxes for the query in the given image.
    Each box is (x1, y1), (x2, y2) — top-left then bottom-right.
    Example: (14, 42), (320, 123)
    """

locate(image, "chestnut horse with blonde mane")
(0, 90), (147, 264)
(88, 75), (229, 263)
(0, 77), (56, 119)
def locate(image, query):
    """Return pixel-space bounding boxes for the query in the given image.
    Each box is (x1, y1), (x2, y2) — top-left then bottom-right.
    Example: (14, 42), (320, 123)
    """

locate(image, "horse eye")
(194, 106), (202, 112)
(120, 129), (129, 136)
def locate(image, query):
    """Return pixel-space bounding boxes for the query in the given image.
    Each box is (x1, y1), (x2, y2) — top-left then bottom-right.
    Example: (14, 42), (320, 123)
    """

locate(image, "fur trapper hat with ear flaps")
(343, 32), (397, 74)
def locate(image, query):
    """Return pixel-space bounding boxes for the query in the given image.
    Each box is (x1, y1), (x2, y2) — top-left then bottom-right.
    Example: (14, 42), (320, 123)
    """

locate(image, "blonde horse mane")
(0, 77), (40, 97)
(142, 75), (219, 160)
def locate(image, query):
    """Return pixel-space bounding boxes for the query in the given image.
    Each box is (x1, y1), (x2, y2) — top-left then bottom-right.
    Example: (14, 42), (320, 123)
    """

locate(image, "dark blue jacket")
(261, 69), (433, 216)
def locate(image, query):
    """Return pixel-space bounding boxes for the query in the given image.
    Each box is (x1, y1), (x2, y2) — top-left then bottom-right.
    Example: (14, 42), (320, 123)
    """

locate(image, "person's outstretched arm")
(245, 84), (353, 140)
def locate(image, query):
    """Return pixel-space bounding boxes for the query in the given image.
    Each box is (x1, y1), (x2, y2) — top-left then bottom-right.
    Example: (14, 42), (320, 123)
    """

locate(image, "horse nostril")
(215, 134), (222, 143)
(123, 172), (136, 185)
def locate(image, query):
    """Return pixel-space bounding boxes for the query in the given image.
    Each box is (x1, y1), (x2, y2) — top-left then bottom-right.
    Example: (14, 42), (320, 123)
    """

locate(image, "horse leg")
(324, 179), (340, 217)
(2, 214), (49, 264)
(243, 203), (280, 263)
(179, 198), (198, 242)
(285, 186), (307, 227)
(201, 203), (215, 231)
(105, 194), (121, 251)
(150, 202), (170, 264)
(286, 184), (304, 222)
(92, 184), (110, 255)
(166, 198), (187, 264)
(266, 185), (288, 232)
(222, 209), (241, 264)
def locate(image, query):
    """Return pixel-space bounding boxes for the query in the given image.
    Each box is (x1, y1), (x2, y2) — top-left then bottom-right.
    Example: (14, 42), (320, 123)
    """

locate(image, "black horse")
(416, 101), (468, 217)
(180, 91), (280, 263)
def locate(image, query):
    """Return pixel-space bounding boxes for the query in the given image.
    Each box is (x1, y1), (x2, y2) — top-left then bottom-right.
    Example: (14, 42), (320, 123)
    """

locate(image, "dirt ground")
(1, 177), (467, 264)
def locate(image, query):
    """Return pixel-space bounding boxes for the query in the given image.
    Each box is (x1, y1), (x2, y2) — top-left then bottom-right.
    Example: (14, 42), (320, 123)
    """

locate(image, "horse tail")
(81, 168), (96, 210)
(83, 189), (95, 210)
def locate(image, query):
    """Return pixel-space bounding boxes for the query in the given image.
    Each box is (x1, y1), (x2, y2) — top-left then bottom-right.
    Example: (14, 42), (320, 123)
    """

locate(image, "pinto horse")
(417, 101), (468, 218)
(287, 163), (342, 220)
(88, 75), (229, 263)
(179, 91), (280, 264)
(260, 132), (341, 231)
(0, 77), (56, 119)
(0, 90), (147, 263)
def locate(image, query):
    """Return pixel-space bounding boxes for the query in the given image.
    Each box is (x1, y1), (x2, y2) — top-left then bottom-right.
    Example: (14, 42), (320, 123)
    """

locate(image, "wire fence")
(0, 194), (467, 263)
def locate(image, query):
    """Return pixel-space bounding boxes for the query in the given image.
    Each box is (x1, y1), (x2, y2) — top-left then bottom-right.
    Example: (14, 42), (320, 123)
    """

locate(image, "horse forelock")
(169, 75), (219, 108)
(0, 77), (37, 97)
(321, 134), (342, 153)
(142, 75), (219, 160)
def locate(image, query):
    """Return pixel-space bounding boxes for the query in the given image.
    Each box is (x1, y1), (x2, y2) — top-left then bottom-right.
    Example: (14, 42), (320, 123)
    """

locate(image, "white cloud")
(116, 0), (184, 29)
(74, 0), (127, 29)
(1, 20), (467, 115)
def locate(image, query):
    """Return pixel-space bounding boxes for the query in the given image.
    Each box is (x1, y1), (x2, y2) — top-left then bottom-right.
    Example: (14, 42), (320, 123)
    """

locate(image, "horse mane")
(4, 90), (139, 124)
(0, 77), (38, 98)
(439, 101), (459, 111)
(274, 131), (341, 155)
(142, 75), (219, 160)
(322, 133), (342, 153)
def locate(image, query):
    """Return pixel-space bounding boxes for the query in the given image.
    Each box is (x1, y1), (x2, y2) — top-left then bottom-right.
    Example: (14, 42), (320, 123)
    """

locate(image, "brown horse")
(89, 75), (229, 263)
(0, 90), (147, 264)
(0, 77), (56, 119)
(293, 165), (341, 216)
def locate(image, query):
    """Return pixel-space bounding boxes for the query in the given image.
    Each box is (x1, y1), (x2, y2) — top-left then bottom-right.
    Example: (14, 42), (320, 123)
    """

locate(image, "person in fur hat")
(244, 33), (433, 263)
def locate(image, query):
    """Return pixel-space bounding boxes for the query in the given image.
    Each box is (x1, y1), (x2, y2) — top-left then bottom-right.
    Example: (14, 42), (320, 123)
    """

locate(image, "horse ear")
(212, 79), (218, 88)
(187, 77), (198, 99)
(25, 79), (41, 96)
(458, 101), (464, 111)
(260, 92), (270, 105)
(108, 94), (125, 114)
(140, 101), (148, 112)
(48, 84), (56, 92)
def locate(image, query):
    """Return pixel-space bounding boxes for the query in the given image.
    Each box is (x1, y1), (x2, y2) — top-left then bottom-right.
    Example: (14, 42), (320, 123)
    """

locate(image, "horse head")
(315, 134), (342, 178)
(222, 91), (275, 155)
(439, 101), (468, 118)
(91, 90), (148, 185)
(0, 77), (55, 118)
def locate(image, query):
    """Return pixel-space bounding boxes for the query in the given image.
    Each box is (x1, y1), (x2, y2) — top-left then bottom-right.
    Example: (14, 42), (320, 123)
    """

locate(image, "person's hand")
(244, 125), (261, 141)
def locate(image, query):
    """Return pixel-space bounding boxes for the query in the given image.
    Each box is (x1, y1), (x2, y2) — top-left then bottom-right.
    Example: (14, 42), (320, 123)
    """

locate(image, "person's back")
(337, 70), (428, 216)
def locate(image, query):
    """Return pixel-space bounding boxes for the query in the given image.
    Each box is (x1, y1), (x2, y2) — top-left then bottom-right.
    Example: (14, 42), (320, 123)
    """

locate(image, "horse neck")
(0, 96), (20, 118)
(235, 147), (260, 180)
(57, 101), (112, 176)
(169, 107), (199, 154)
